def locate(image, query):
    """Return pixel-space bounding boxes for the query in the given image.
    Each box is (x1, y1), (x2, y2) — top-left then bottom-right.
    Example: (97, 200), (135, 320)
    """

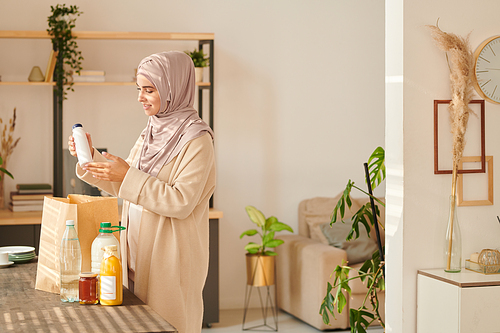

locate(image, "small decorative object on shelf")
(28, 66), (44, 82)
(466, 249), (500, 274)
(478, 249), (500, 274)
(185, 49), (209, 82)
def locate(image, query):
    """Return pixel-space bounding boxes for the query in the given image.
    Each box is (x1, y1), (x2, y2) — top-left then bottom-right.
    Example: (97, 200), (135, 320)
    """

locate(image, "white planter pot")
(195, 67), (203, 83)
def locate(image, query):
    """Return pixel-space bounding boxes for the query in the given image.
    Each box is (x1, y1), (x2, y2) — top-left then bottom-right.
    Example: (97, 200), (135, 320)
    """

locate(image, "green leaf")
(246, 247), (259, 254)
(239, 229), (258, 238)
(331, 180), (354, 224)
(265, 216), (277, 231)
(347, 204), (375, 241)
(336, 291), (347, 314)
(245, 206), (266, 227)
(268, 221), (293, 233)
(262, 231), (275, 244)
(0, 168), (13, 179)
(264, 239), (284, 248)
(367, 146), (385, 190)
(244, 243), (262, 253)
(263, 250), (277, 256)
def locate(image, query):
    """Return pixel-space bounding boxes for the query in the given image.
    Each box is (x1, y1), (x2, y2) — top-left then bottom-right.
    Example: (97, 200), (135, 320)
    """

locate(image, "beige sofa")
(275, 196), (385, 330)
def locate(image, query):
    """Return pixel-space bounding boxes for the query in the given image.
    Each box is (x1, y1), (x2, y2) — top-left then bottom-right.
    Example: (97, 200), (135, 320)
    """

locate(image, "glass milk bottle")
(91, 222), (124, 274)
(60, 219), (82, 302)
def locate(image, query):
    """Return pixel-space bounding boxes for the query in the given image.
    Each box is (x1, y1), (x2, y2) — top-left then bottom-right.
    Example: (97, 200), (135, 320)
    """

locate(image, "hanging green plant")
(47, 4), (84, 101)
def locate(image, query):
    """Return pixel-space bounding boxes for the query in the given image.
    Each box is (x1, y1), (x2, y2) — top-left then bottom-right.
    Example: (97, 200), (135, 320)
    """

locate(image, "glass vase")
(444, 195), (462, 273)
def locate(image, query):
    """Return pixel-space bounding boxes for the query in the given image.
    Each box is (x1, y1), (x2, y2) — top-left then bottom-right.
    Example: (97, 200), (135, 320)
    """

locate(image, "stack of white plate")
(0, 246), (36, 263)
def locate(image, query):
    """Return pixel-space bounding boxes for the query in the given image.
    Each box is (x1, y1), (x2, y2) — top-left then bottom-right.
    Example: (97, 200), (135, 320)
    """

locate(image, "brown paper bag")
(35, 194), (120, 294)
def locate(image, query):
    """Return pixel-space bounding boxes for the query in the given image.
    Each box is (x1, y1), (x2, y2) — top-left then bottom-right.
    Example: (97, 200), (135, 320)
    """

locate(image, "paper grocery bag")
(35, 194), (120, 294)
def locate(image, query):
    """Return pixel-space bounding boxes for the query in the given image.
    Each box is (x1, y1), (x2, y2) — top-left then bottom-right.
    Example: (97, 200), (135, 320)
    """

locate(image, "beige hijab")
(136, 51), (214, 177)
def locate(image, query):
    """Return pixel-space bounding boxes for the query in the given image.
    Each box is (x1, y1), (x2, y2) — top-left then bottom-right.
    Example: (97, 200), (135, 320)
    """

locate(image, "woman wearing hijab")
(68, 51), (216, 333)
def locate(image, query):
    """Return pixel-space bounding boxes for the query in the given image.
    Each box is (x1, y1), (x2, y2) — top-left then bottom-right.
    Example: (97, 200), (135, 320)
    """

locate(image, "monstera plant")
(320, 146), (386, 333)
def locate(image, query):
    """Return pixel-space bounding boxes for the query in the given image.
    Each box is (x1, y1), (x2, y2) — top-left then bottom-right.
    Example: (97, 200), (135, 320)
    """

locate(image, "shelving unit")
(0, 30), (219, 326)
(0, 30), (214, 197)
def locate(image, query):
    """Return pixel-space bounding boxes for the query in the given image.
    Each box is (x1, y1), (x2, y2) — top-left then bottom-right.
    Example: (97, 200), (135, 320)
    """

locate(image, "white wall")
(386, 0), (500, 331)
(0, 0), (385, 310)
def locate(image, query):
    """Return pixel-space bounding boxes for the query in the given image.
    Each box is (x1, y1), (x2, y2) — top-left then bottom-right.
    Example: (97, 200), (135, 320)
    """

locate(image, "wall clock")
(473, 36), (500, 104)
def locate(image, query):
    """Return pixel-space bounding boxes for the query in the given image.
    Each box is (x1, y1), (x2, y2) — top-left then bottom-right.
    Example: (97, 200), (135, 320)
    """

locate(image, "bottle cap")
(99, 222), (113, 233)
(66, 220), (75, 226)
(79, 272), (98, 278)
(99, 222), (126, 233)
(72, 123), (83, 129)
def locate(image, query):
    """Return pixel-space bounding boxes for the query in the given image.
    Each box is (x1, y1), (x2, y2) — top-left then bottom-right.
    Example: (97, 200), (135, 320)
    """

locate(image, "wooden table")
(0, 261), (177, 332)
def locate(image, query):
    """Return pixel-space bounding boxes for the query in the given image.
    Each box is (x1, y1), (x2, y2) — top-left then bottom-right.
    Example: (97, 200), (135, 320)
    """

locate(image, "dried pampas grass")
(0, 107), (21, 172)
(427, 24), (475, 192)
(428, 24), (475, 271)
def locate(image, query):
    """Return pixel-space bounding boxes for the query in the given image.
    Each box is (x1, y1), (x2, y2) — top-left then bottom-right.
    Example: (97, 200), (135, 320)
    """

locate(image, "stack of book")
(72, 70), (105, 83)
(9, 183), (53, 212)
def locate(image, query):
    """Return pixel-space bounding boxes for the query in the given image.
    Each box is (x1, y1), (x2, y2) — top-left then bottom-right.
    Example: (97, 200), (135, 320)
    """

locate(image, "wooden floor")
(202, 308), (385, 332)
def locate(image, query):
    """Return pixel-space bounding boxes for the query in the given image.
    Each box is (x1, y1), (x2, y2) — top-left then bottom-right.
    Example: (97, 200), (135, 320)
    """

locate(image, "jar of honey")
(79, 272), (98, 305)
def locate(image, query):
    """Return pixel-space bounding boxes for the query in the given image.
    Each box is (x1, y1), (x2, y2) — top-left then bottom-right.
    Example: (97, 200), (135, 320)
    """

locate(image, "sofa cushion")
(305, 215), (331, 244)
(320, 219), (379, 265)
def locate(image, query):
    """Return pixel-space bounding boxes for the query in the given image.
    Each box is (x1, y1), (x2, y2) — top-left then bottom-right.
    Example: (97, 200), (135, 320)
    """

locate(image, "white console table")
(417, 268), (500, 332)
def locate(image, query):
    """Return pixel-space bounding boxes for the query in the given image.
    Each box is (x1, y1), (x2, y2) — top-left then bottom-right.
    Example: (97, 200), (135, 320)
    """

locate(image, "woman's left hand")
(82, 152), (130, 182)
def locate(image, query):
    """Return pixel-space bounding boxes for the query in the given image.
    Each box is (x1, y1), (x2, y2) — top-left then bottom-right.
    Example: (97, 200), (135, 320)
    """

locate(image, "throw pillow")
(320, 219), (379, 265)
(305, 215), (331, 245)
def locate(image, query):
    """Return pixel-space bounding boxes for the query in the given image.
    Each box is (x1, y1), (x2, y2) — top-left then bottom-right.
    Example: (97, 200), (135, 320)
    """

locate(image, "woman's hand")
(68, 133), (94, 158)
(82, 152), (130, 182)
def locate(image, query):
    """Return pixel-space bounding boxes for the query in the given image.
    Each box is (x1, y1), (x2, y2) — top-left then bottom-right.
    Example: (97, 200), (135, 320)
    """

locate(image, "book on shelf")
(72, 70), (106, 83)
(78, 70), (106, 76)
(10, 191), (53, 201)
(14, 183), (53, 195)
(72, 75), (105, 82)
(16, 183), (52, 191)
(44, 49), (58, 82)
(10, 199), (44, 206)
(8, 202), (43, 212)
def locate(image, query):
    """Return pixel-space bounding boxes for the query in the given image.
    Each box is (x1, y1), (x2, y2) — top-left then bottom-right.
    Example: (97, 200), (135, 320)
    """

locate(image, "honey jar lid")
(79, 272), (98, 278)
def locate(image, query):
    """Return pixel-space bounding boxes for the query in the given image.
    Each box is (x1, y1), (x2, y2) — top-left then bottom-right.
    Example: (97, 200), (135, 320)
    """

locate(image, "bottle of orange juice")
(99, 245), (122, 306)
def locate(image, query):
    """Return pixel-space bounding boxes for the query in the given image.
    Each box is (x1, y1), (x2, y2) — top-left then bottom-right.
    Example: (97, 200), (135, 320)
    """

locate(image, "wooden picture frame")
(457, 156), (493, 206)
(433, 100), (485, 174)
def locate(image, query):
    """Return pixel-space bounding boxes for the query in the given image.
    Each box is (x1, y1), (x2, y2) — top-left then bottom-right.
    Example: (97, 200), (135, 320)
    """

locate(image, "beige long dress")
(77, 132), (216, 333)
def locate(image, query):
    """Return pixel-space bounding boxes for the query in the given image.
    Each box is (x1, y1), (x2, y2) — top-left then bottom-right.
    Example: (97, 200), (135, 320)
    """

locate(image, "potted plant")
(47, 4), (84, 103)
(185, 49), (209, 83)
(319, 146), (386, 332)
(240, 206), (293, 286)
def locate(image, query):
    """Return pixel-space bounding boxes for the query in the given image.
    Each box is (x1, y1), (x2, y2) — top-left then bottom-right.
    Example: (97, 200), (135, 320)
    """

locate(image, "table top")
(0, 208), (223, 226)
(0, 261), (177, 332)
(418, 268), (500, 288)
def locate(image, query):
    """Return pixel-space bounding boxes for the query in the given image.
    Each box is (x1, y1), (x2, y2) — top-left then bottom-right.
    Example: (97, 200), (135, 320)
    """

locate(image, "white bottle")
(72, 123), (93, 166)
(60, 219), (81, 302)
(91, 222), (122, 275)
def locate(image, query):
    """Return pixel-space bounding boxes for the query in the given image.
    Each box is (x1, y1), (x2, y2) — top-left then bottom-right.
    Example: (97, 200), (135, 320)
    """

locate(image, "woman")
(68, 51), (215, 333)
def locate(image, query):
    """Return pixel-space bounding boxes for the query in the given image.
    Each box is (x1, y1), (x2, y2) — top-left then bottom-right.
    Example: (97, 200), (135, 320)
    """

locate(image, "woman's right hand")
(68, 133), (94, 158)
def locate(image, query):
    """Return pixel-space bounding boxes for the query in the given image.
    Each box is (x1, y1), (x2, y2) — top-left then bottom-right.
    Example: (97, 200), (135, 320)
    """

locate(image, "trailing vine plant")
(319, 147), (386, 333)
(47, 4), (84, 103)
